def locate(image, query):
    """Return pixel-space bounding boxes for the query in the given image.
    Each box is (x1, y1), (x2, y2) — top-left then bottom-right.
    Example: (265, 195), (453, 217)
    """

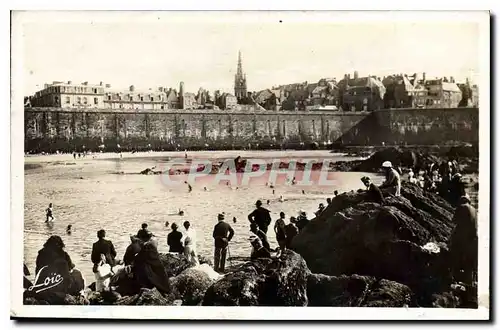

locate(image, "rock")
(134, 287), (173, 305)
(23, 293), (89, 305)
(159, 253), (213, 278)
(203, 250), (309, 306)
(169, 266), (218, 305)
(291, 183), (457, 306)
(307, 273), (413, 307)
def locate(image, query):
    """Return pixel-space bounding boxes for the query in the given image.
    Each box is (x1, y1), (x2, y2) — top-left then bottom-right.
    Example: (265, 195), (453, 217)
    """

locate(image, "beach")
(24, 150), (381, 282)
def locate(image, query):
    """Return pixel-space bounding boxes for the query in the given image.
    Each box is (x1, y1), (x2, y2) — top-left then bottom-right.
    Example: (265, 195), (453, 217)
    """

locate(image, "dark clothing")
(133, 243), (170, 293)
(214, 246), (228, 273)
(367, 183), (385, 204)
(450, 203), (478, 284)
(296, 217), (309, 232)
(449, 176), (467, 206)
(285, 223), (299, 248)
(248, 207), (272, 233)
(253, 229), (271, 251)
(24, 263), (30, 276)
(31, 247), (77, 303)
(251, 247), (271, 260)
(167, 230), (184, 253)
(275, 219), (286, 241)
(36, 247), (74, 274)
(212, 221), (235, 249)
(91, 239), (117, 266)
(137, 229), (150, 240)
(123, 242), (142, 266)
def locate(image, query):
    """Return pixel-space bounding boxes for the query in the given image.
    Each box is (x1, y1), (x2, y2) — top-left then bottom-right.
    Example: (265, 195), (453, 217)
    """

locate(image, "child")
(45, 203), (54, 222)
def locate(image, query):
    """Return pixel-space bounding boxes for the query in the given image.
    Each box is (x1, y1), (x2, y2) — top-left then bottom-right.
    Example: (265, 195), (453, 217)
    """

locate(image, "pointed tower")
(234, 51), (247, 102)
(179, 82), (185, 109)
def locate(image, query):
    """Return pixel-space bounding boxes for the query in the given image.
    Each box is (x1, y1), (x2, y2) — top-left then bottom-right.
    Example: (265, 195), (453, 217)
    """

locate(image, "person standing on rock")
(285, 217), (299, 249)
(379, 161), (401, 197)
(182, 221), (199, 266)
(167, 223), (184, 253)
(249, 236), (271, 260)
(248, 200), (272, 234)
(296, 211), (310, 232)
(91, 229), (117, 269)
(212, 213), (234, 273)
(315, 203), (326, 216)
(274, 212), (287, 253)
(450, 194), (478, 285)
(123, 235), (142, 266)
(361, 176), (385, 204)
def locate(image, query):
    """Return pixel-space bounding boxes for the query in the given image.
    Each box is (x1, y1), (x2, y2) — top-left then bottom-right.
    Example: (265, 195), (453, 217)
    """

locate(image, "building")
(424, 77), (462, 108)
(310, 78), (339, 107)
(177, 82), (197, 110)
(458, 78), (479, 108)
(254, 89), (278, 110)
(234, 51), (248, 103)
(30, 81), (105, 108)
(103, 85), (169, 110)
(382, 74), (427, 108)
(165, 88), (180, 109)
(219, 93), (238, 110)
(339, 72), (386, 111)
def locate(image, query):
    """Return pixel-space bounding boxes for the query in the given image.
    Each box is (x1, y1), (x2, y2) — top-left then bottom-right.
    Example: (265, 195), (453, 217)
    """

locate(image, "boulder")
(291, 183), (458, 306)
(113, 287), (174, 306)
(307, 274), (413, 307)
(159, 252), (212, 278)
(169, 264), (220, 306)
(202, 250), (309, 306)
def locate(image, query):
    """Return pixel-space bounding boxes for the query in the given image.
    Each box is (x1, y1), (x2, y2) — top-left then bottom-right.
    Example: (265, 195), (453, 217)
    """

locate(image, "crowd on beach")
(24, 157), (477, 304)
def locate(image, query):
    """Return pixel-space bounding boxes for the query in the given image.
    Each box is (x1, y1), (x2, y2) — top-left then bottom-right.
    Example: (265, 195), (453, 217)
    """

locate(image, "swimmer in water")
(45, 203), (54, 222)
(178, 209), (185, 216)
(188, 184), (192, 193)
(267, 200), (270, 205)
(204, 187), (207, 191)
(165, 221), (170, 227)
(279, 195), (284, 202)
(66, 225), (72, 235)
(233, 216), (237, 223)
(272, 189), (275, 195)
(302, 190), (305, 195)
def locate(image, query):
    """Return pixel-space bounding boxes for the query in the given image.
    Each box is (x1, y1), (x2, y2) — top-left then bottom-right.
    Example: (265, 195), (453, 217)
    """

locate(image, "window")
(65, 97), (70, 104)
(54, 96), (59, 104)
(151, 96), (154, 102)
(130, 95), (133, 101)
(141, 96), (144, 101)
(83, 97), (88, 104)
(119, 104), (123, 109)
(118, 95), (121, 101)
(77, 97), (81, 104)
(94, 97), (98, 105)
(158, 95), (161, 101)
(94, 88), (98, 94)
(108, 95), (111, 101)
(161, 105), (164, 109)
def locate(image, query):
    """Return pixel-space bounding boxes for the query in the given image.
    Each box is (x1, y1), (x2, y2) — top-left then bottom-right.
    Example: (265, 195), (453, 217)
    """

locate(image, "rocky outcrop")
(169, 264), (221, 306)
(202, 250), (413, 307)
(290, 182), (469, 307)
(202, 250), (309, 306)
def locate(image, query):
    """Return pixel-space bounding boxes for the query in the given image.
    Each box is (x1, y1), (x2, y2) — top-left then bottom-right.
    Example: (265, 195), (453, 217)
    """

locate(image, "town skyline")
(18, 11), (481, 96)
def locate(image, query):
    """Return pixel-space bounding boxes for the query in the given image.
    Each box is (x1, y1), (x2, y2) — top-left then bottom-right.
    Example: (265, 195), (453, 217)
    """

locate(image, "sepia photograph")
(10, 10), (490, 320)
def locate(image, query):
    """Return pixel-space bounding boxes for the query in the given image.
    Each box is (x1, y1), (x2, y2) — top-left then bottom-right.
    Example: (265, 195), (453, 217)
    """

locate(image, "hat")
(382, 161), (393, 168)
(299, 210), (307, 217)
(255, 200), (262, 207)
(218, 213), (225, 221)
(319, 203), (325, 208)
(290, 216), (297, 223)
(361, 176), (370, 183)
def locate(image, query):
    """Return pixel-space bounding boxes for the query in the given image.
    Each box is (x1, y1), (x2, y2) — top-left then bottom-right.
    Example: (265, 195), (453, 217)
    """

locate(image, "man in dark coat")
(212, 213), (235, 273)
(248, 200), (272, 233)
(123, 235), (142, 266)
(91, 229), (117, 271)
(167, 223), (184, 253)
(450, 195), (478, 285)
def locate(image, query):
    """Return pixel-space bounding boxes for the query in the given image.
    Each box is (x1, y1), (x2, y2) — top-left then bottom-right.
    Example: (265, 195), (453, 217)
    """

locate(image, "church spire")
(234, 50), (247, 102)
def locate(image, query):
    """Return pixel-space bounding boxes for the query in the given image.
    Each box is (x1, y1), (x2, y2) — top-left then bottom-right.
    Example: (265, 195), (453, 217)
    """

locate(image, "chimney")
(67, 81), (72, 85)
(353, 71), (359, 79)
(347, 74), (351, 80)
(422, 72), (426, 82)
(129, 85), (135, 92)
(105, 84), (111, 88)
(44, 83), (49, 89)
(158, 87), (163, 92)
(82, 81), (88, 86)
(179, 82), (184, 96)
(100, 81), (103, 86)
(450, 76), (455, 83)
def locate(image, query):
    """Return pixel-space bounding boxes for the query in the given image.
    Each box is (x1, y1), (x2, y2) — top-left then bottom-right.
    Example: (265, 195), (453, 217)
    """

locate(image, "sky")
(14, 11), (483, 96)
